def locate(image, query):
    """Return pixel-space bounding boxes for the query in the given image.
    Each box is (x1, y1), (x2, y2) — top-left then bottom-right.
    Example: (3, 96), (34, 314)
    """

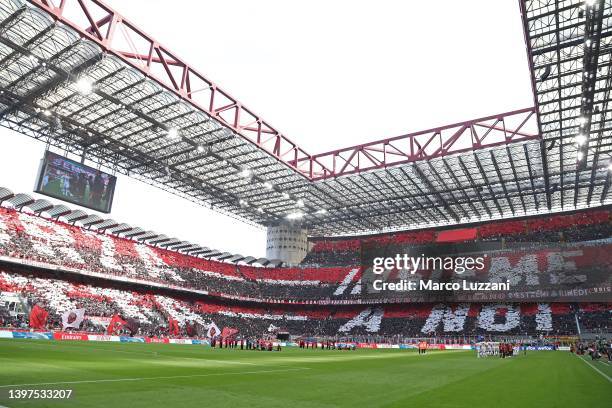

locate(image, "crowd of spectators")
(307, 210), (611, 266)
(1, 267), (609, 339)
(0, 206), (610, 304)
(0, 207), (359, 301)
(576, 304), (612, 333)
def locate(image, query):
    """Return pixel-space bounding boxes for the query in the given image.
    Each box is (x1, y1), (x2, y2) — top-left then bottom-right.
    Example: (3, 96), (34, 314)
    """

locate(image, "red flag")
(29, 305), (48, 329)
(168, 318), (180, 336)
(106, 314), (127, 335)
(186, 322), (196, 337)
(221, 327), (238, 338)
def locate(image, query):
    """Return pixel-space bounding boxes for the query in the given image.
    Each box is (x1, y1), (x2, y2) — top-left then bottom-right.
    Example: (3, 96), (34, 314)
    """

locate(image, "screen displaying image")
(34, 151), (116, 213)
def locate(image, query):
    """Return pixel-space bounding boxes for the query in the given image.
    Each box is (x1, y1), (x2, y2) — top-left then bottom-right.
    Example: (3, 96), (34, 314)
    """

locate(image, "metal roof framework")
(0, 0), (609, 238)
(521, 0), (612, 215)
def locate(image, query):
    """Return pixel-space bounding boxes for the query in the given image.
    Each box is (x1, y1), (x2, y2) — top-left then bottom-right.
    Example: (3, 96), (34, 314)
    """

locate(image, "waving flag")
(221, 327), (239, 338)
(106, 314), (127, 335)
(206, 322), (220, 338)
(185, 321), (196, 337)
(61, 308), (85, 330)
(29, 304), (48, 329)
(125, 318), (140, 336)
(168, 318), (180, 336)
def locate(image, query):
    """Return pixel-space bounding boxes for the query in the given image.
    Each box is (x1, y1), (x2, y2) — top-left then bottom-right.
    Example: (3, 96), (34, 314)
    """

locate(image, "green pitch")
(0, 339), (610, 408)
(40, 179), (64, 197)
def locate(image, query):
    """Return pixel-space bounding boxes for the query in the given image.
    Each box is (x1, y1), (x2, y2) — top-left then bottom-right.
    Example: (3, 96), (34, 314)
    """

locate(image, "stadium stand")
(1, 206), (610, 303)
(0, 204), (610, 340)
(305, 210), (611, 267)
(1, 266), (609, 339)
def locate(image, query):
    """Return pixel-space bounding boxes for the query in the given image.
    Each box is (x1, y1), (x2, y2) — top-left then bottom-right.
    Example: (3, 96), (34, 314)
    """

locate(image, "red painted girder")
(290, 107), (539, 180)
(27, 0), (316, 178)
(25, 1), (540, 182)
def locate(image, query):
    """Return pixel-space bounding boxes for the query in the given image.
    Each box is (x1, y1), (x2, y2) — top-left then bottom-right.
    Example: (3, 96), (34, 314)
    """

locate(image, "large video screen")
(34, 151), (116, 213)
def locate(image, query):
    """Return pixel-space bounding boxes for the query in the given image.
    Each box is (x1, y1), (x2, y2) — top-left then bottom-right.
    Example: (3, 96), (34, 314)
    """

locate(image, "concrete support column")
(265, 224), (308, 265)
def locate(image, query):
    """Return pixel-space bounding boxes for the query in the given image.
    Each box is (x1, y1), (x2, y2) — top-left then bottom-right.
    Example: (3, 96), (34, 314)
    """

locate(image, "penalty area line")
(0, 367), (311, 388)
(576, 355), (612, 382)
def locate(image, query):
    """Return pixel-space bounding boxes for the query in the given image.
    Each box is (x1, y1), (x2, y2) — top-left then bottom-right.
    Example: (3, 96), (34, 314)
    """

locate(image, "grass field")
(0, 339), (610, 408)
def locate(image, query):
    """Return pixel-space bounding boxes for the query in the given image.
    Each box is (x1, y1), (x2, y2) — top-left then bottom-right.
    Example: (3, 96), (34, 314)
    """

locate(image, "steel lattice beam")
(293, 108), (540, 180)
(25, 0), (541, 181)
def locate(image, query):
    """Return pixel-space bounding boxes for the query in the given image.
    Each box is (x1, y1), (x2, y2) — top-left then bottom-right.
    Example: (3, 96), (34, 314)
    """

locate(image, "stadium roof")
(0, 0), (610, 238)
(521, 0), (612, 215)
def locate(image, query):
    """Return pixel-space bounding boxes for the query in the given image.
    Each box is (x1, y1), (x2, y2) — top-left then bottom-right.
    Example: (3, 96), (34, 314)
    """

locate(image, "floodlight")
(76, 77), (93, 95)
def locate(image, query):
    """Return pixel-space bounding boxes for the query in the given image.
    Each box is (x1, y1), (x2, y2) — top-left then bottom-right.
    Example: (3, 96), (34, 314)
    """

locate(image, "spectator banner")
(221, 327), (239, 338)
(61, 308), (85, 330)
(436, 228), (478, 242)
(107, 314), (127, 335)
(86, 316), (111, 327)
(168, 318), (180, 336)
(206, 322), (220, 338)
(28, 305), (48, 330)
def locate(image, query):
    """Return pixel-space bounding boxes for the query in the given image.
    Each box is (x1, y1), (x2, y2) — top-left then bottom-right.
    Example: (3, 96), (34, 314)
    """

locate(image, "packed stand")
(306, 210), (611, 266)
(0, 207), (609, 303)
(1, 266), (609, 338)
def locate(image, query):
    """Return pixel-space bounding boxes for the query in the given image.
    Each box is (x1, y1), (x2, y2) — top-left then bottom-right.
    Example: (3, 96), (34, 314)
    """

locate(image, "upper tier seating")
(0, 207), (609, 302)
(303, 209), (610, 266)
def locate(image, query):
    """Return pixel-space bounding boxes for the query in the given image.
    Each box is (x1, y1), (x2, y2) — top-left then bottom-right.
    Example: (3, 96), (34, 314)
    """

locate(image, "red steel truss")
(28, 0), (540, 181)
(294, 107), (539, 180)
(30, 0), (312, 175)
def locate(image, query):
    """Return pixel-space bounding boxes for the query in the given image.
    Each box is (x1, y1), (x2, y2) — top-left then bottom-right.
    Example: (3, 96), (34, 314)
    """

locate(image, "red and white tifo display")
(0, 267), (610, 339)
(0, 206), (361, 301)
(0, 206), (610, 303)
(0, 205), (610, 340)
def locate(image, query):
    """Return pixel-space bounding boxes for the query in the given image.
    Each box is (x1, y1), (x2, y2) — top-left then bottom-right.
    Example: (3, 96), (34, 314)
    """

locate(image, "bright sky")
(0, 0), (534, 257)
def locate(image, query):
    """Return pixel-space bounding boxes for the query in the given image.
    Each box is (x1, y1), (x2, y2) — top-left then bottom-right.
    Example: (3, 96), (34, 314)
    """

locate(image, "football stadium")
(0, 0), (611, 407)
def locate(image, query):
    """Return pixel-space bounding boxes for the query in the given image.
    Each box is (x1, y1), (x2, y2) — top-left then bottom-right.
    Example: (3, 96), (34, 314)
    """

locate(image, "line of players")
(477, 342), (518, 358)
(210, 336), (280, 351)
(209, 337), (358, 351)
(298, 340), (356, 350)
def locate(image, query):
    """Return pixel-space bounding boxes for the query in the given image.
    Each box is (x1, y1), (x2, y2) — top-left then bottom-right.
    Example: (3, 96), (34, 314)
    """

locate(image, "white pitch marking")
(0, 367), (311, 388)
(577, 355), (612, 382)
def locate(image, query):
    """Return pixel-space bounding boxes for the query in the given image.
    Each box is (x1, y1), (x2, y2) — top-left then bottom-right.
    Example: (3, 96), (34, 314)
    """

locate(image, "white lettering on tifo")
(338, 307), (384, 333)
